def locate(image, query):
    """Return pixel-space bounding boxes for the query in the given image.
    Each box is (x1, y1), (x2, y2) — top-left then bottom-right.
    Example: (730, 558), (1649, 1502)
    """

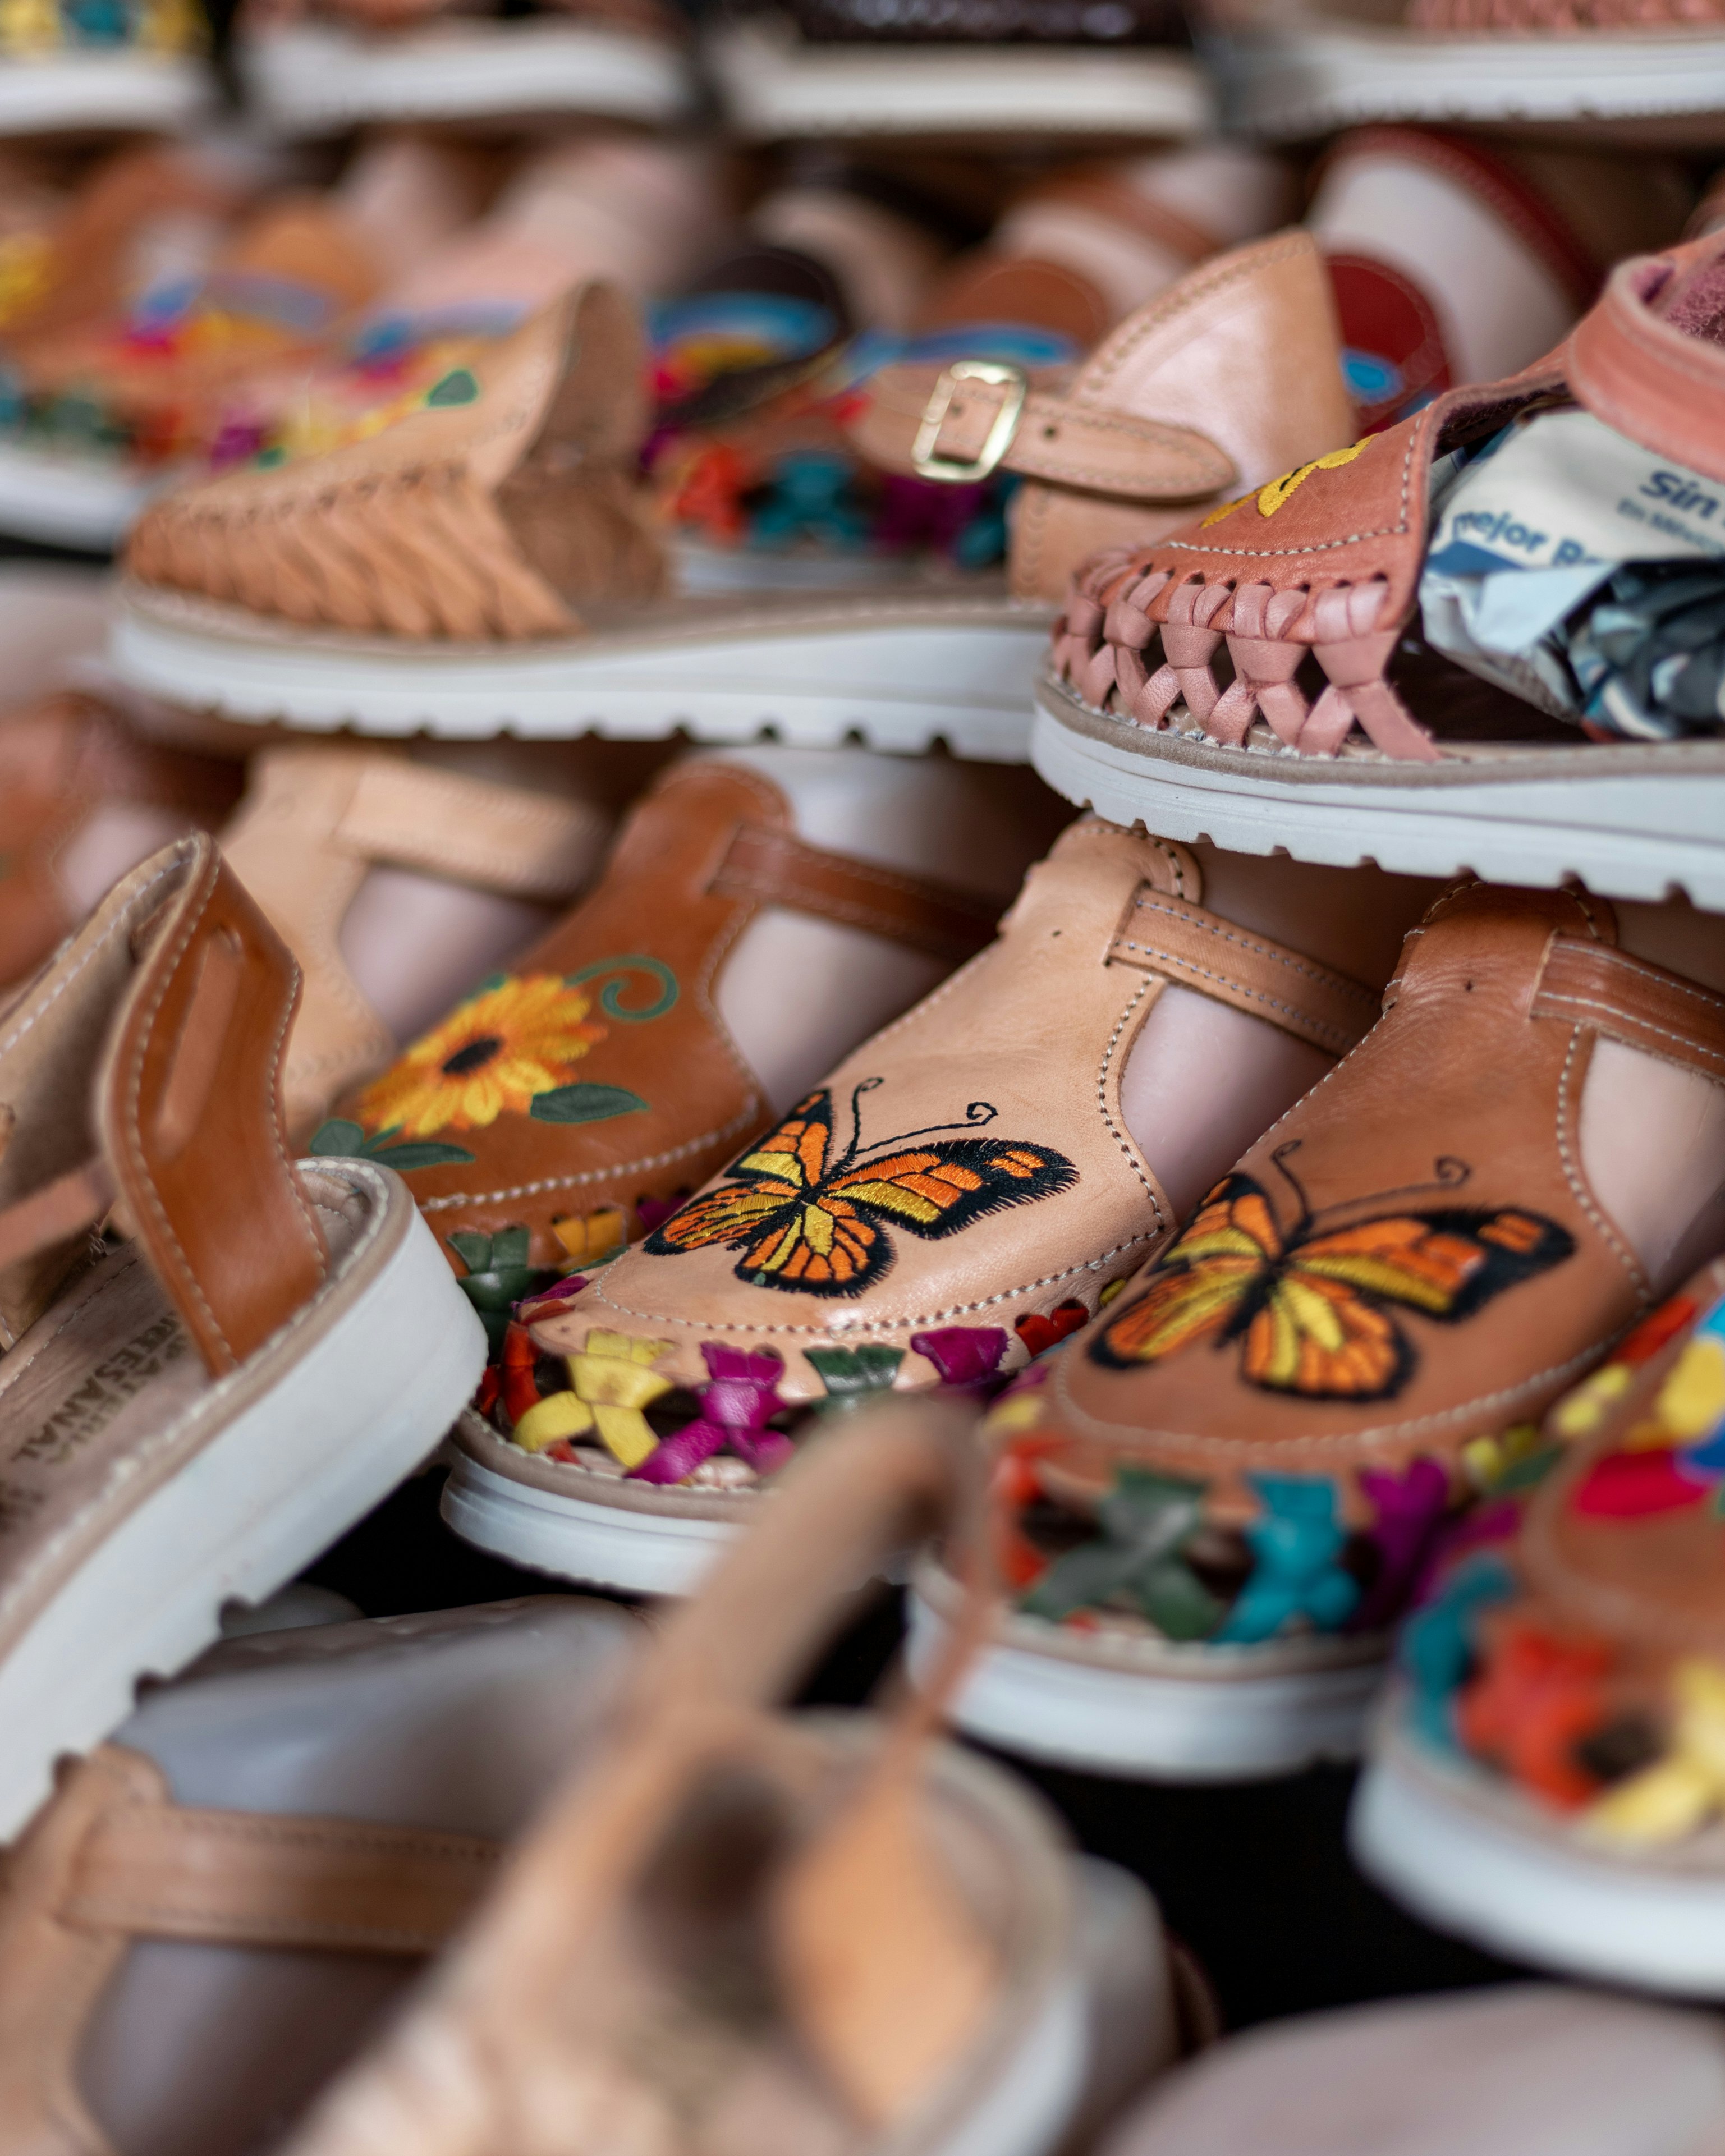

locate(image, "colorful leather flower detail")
(1572, 1294), (1725, 1519)
(1585, 1660), (1725, 1847)
(1021, 1465), (1224, 1643)
(644, 1080), (1076, 1298)
(629, 1345), (792, 1486)
(511, 1331), (673, 1471)
(1354, 1456), (1451, 1630)
(1456, 1615), (1616, 1809)
(1090, 1149), (1574, 1403)
(1218, 1474), (1360, 1644)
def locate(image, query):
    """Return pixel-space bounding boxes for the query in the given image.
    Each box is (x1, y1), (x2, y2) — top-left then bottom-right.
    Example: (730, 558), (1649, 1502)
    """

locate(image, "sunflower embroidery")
(357, 974), (609, 1139)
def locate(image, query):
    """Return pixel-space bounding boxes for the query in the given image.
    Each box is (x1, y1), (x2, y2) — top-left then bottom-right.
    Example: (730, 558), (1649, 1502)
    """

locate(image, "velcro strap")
(710, 824), (1000, 965)
(337, 760), (607, 902)
(850, 364), (1237, 503)
(1533, 937), (1725, 1082)
(65, 1801), (501, 1957)
(1108, 890), (1380, 1056)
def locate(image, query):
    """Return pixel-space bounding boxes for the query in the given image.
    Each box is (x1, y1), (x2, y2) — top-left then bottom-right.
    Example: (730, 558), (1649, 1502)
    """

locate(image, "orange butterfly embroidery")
(644, 1081), (1077, 1299)
(1091, 1147), (1574, 1402)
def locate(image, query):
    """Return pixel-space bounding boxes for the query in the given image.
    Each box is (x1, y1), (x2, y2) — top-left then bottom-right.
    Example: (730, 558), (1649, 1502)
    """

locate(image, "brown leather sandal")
(278, 1400), (1181, 2156)
(0, 834), (485, 1838)
(112, 237), (1350, 759)
(442, 818), (1382, 1595)
(910, 880), (1725, 1783)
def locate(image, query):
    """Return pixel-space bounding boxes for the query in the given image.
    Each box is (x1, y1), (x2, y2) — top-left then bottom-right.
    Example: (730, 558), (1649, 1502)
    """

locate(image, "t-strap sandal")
(0, 834), (487, 1836)
(279, 1398), (1182, 2156)
(0, 1595), (644, 2156)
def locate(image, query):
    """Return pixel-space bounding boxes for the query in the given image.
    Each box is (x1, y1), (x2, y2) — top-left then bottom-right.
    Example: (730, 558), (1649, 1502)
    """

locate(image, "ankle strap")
(332, 757), (607, 902)
(850, 361), (1236, 502)
(1534, 935), (1725, 1084)
(1108, 887), (1380, 1056)
(710, 824), (1001, 965)
(62, 1756), (498, 1956)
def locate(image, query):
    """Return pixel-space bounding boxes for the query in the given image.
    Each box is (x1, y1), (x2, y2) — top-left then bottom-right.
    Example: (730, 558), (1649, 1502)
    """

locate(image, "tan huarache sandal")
(443, 816), (1396, 1596)
(0, 1594), (645, 2156)
(906, 879), (1725, 1784)
(1036, 224), (1725, 912)
(111, 231), (1352, 761)
(0, 833), (486, 1838)
(274, 1398), (1184, 2156)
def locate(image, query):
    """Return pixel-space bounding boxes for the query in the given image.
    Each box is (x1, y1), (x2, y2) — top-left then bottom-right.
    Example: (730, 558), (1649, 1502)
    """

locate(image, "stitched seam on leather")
(0, 855), (183, 1062)
(1049, 1336), (1608, 1454)
(416, 1104), (763, 1211)
(584, 1230), (1164, 1336)
(1126, 898), (1373, 999)
(1538, 989), (1725, 1074)
(1569, 944), (1725, 1013)
(121, 864), (231, 1357)
(1083, 232), (1314, 396)
(1096, 971), (1166, 1226)
(1553, 1024), (1648, 1301)
(0, 1178), (390, 1637)
(70, 1907), (456, 1952)
(1158, 415), (1425, 561)
(1109, 940), (1360, 1049)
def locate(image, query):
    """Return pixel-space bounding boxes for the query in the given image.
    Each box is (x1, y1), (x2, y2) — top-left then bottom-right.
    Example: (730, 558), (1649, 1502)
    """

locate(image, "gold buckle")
(909, 359), (1028, 484)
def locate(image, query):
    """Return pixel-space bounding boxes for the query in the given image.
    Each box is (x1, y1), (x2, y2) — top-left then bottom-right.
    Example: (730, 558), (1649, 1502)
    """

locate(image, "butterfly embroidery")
(644, 1080), (1077, 1298)
(1090, 1146), (1575, 1402)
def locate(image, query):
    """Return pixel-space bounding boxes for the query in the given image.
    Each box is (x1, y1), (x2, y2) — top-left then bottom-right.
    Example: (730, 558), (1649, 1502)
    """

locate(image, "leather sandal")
(0, 1595), (644, 2156)
(219, 744), (610, 1136)
(274, 1400), (1182, 2156)
(443, 817), (1383, 1595)
(308, 754), (1006, 1338)
(0, 834), (486, 1838)
(112, 235), (1351, 758)
(1354, 1252), (1725, 1995)
(1038, 225), (1725, 911)
(0, 691), (241, 1007)
(910, 880), (1725, 1782)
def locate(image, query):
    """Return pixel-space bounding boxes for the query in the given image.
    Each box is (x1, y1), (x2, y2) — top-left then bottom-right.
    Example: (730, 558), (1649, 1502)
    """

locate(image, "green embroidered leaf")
(529, 1084), (648, 1126)
(1135, 1558), (1224, 1642)
(1020, 1538), (1143, 1621)
(448, 1231), (494, 1275)
(426, 368), (479, 407)
(309, 1118), (365, 1157)
(367, 1140), (477, 1171)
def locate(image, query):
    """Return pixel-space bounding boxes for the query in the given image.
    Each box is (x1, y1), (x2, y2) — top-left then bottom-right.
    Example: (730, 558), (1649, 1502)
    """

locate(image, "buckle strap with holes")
(1108, 891), (1380, 1057)
(709, 824), (1001, 966)
(851, 360), (1237, 503)
(1533, 937), (1725, 1084)
(65, 1790), (502, 1956)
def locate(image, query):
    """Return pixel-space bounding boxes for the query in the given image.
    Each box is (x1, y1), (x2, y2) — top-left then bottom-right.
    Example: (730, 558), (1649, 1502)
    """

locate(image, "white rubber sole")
(111, 587), (1050, 759)
(1226, 22), (1725, 145)
(237, 20), (692, 132)
(0, 1169), (487, 1840)
(441, 1444), (744, 1598)
(0, 441), (151, 553)
(0, 48), (211, 136)
(708, 17), (1213, 139)
(1352, 1731), (1725, 1995)
(1031, 679), (1725, 911)
(907, 1585), (1387, 1782)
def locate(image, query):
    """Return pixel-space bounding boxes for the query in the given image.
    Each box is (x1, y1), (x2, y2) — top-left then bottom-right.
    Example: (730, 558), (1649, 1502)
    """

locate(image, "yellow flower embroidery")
(1201, 437), (1375, 528)
(1585, 1661), (1725, 1847)
(512, 1332), (671, 1470)
(357, 974), (607, 1139)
